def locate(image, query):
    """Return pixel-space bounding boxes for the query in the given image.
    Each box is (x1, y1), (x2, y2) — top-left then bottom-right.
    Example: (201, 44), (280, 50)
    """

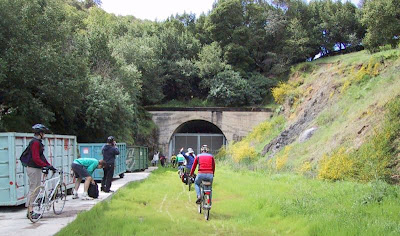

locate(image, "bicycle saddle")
(201, 181), (212, 186)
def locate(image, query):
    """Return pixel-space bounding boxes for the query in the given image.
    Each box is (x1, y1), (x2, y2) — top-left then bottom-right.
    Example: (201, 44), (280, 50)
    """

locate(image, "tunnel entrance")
(169, 120), (226, 157)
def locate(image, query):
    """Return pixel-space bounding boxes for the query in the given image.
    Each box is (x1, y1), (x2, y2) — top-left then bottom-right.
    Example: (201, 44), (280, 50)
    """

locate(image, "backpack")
(20, 140), (34, 167)
(88, 181), (99, 198)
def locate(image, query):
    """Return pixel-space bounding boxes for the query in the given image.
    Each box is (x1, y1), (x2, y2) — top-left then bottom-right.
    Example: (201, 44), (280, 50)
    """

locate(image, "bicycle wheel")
(204, 195), (210, 220)
(53, 183), (67, 215)
(29, 186), (46, 223)
(204, 209), (210, 220)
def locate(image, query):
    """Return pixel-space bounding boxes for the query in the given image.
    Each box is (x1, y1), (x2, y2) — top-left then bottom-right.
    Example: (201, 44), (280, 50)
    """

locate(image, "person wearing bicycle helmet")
(180, 147), (195, 176)
(190, 145), (215, 204)
(26, 124), (56, 220)
(101, 136), (120, 193)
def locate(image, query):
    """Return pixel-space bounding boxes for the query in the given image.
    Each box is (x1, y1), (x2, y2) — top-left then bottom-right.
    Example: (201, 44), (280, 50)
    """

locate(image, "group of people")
(151, 151), (167, 167)
(176, 145), (216, 204)
(25, 124), (120, 220)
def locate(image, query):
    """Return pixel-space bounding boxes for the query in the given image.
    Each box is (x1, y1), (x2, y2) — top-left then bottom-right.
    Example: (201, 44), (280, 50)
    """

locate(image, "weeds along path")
(57, 167), (400, 236)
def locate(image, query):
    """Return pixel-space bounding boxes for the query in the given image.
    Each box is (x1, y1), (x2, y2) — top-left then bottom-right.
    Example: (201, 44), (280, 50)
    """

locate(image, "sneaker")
(81, 193), (93, 200)
(27, 211), (41, 220)
(196, 197), (202, 204)
(72, 193), (79, 199)
(104, 190), (114, 193)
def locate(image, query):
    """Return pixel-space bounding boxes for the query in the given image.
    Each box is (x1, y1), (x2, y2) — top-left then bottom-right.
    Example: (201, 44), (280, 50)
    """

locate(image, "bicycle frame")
(29, 170), (67, 223)
(198, 181), (212, 220)
(43, 171), (63, 209)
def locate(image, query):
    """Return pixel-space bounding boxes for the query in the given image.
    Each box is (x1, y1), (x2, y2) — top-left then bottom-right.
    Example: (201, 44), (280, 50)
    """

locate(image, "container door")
(0, 135), (12, 205)
(14, 136), (30, 205)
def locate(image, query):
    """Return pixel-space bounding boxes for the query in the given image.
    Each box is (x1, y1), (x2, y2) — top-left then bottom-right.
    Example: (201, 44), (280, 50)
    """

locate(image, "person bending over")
(72, 158), (105, 200)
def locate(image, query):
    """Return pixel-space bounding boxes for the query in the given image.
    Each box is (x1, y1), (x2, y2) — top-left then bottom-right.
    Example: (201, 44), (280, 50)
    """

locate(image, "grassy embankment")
(57, 167), (400, 236)
(221, 49), (400, 182)
(58, 49), (400, 235)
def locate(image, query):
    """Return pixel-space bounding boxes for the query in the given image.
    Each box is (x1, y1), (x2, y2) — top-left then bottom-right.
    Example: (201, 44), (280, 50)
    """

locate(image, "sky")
(101, 0), (360, 22)
(101, 0), (216, 21)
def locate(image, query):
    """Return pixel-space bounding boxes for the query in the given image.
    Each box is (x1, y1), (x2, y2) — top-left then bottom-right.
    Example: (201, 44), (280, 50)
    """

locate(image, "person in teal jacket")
(71, 158), (105, 200)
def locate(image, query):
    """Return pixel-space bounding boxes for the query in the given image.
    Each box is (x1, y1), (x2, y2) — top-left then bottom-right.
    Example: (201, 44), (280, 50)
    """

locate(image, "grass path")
(57, 167), (400, 236)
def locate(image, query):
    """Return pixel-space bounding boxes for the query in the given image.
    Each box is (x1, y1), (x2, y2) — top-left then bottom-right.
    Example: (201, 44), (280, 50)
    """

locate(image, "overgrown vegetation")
(217, 48), (400, 184)
(58, 167), (400, 236)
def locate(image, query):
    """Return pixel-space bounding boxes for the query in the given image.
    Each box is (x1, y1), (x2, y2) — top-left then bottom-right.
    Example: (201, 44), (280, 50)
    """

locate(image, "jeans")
(194, 173), (213, 200)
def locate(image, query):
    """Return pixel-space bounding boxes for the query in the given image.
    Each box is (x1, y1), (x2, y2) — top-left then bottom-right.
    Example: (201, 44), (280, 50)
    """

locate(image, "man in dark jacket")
(101, 136), (120, 193)
(26, 124), (56, 220)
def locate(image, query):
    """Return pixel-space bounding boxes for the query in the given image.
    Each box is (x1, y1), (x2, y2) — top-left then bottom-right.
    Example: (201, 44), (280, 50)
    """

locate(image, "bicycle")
(28, 167), (67, 223)
(197, 180), (212, 220)
(188, 174), (196, 192)
(178, 164), (185, 178)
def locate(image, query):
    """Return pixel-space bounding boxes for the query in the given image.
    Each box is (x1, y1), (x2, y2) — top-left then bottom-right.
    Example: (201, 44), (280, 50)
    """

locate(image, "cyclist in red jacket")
(190, 145), (215, 204)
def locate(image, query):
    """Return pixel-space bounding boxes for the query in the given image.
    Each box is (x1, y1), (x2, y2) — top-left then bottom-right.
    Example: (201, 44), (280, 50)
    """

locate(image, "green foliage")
(351, 97), (400, 182)
(208, 69), (250, 106)
(361, 0), (400, 51)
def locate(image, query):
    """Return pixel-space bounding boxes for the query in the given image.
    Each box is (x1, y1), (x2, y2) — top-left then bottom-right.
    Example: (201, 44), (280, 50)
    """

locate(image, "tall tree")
(361, 0), (400, 51)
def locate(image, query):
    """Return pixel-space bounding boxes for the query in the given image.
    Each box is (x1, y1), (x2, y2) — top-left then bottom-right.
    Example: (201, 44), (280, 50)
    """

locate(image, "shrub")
(318, 147), (355, 181)
(352, 97), (400, 182)
(245, 115), (286, 143)
(298, 161), (312, 174)
(275, 145), (292, 171)
(341, 58), (381, 93)
(214, 146), (227, 160)
(228, 141), (257, 163)
(271, 81), (301, 105)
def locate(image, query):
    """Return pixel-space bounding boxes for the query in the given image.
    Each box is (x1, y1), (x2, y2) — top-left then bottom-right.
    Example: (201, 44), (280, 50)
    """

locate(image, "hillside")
(221, 49), (400, 183)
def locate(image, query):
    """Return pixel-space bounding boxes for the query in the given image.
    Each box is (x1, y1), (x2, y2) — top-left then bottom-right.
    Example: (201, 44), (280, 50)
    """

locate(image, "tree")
(208, 69), (251, 106)
(0, 0), (89, 133)
(361, 0), (400, 51)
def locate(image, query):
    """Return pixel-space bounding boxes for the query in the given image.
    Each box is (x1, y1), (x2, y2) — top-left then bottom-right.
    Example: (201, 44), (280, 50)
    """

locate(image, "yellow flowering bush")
(298, 161), (312, 174)
(318, 147), (354, 181)
(275, 146), (292, 171)
(228, 141), (257, 163)
(272, 81), (301, 105)
(341, 58), (381, 93)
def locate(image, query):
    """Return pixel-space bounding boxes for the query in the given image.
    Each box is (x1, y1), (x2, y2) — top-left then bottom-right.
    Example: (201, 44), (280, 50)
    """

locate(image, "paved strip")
(0, 167), (157, 236)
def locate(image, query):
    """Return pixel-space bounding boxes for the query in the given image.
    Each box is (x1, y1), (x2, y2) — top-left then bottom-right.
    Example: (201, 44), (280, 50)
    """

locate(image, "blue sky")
(101, 0), (361, 21)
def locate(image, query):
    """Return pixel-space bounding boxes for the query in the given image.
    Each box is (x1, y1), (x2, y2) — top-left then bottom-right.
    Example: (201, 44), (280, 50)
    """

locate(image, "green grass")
(269, 49), (400, 174)
(57, 167), (400, 236)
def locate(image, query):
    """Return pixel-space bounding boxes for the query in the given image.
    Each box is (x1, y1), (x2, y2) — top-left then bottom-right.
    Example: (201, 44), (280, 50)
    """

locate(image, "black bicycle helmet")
(32, 124), (49, 133)
(107, 136), (115, 144)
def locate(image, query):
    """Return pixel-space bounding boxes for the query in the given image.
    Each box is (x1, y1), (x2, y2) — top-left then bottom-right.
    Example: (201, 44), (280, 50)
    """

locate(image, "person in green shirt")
(71, 158), (105, 200)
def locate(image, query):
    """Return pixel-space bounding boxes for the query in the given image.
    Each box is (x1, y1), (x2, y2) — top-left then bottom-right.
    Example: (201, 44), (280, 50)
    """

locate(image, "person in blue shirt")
(71, 158), (105, 200)
(180, 147), (195, 175)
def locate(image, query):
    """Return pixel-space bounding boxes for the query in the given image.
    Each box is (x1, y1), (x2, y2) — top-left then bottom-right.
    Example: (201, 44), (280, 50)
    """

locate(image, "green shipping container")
(126, 147), (140, 172)
(78, 143), (126, 181)
(0, 133), (77, 206)
(126, 146), (148, 172)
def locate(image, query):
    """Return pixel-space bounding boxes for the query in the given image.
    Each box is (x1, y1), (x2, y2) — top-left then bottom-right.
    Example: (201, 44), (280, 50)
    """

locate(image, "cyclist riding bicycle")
(190, 145), (215, 204)
(180, 147), (195, 175)
(177, 153), (185, 168)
